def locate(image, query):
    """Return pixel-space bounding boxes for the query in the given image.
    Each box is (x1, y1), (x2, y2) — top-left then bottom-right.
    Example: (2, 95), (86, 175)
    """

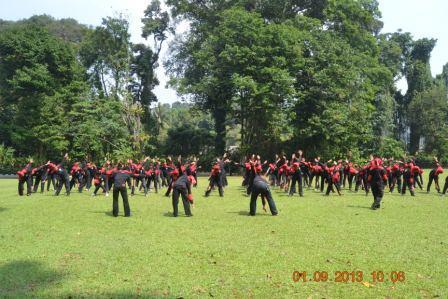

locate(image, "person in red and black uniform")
(319, 159), (330, 193)
(300, 158), (311, 188)
(309, 159), (323, 190)
(265, 161), (277, 186)
(46, 161), (59, 192)
(325, 162), (342, 196)
(102, 161), (114, 196)
(55, 153), (71, 196)
(164, 167), (179, 197)
(411, 162), (423, 190)
(347, 162), (358, 191)
(32, 163), (46, 193)
(401, 163), (415, 196)
(84, 161), (95, 191)
(171, 165), (193, 217)
(413, 153), (424, 189)
(147, 159), (160, 194)
(389, 161), (403, 194)
(91, 164), (107, 197)
(219, 154), (231, 187)
(235, 156), (251, 188)
(125, 159), (138, 195)
(111, 163), (135, 217)
(17, 159), (33, 196)
(248, 161), (278, 216)
(441, 174), (448, 197)
(361, 163), (370, 196)
(427, 157), (443, 193)
(188, 159), (198, 187)
(205, 162), (224, 197)
(368, 157), (388, 210)
(70, 162), (85, 193)
(160, 160), (169, 187)
(289, 154), (303, 197)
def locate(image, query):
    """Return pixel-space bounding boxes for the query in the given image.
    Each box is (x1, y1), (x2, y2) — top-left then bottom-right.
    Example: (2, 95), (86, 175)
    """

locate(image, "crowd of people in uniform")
(15, 150), (446, 216)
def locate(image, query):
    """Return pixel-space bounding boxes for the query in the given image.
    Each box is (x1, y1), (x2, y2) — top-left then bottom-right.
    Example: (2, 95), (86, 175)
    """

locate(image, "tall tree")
(0, 24), (85, 158)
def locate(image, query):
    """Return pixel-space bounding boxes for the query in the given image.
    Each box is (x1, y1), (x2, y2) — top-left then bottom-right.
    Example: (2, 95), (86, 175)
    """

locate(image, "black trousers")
(250, 181), (278, 216)
(309, 173), (320, 189)
(414, 174), (423, 189)
(147, 174), (158, 193)
(442, 177), (448, 194)
(302, 170), (310, 187)
(390, 173), (402, 193)
(289, 172), (303, 196)
(113, 186), (131, 217)
(354, 174), (362, 192)
(85, 170), (92, 190)
(427, 171), (440, 192)
(206, 175), (223, 197)
(39, 170), (49, 193)
(103, 175), (112, 192)
(402, 179), (415, 196)
(320, 174), (327, 192)
(161, 172), (168, 187)
(47, 173), (57, 191)
(172, 187), (192, 217)
(325, 180), (341, 195)
(93, 182), (105, 195)
(55, 173), (70, 196)
(371, 183), (384, 208)
(33, 175), (42, 193)
(222, 172), (228, 187)
(362, 175), (370, 195)
(165, 181), (173, 196)
(347, 174), (355, 190)
(18, 175), (32, 196)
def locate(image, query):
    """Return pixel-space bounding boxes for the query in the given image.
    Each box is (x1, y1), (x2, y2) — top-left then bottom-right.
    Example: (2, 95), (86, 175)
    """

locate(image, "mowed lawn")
(0, 175), (447, 298)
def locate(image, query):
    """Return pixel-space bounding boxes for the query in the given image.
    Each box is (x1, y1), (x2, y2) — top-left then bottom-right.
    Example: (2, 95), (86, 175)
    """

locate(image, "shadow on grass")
(0, 260), (66, 297)
(347, 205), (372, 209)
(226, 210), (250, 216)
(163, 212), (193, 217)
(163, 212), (173, 217)
(90, 211), (116, 217)
(227, 210), (272, 216)
(0, 207), (6, 213)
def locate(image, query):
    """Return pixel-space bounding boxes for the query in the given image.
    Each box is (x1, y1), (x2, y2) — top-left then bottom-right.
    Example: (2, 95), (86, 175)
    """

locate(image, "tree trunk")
(213, 108), (226, 155)
(409, 123), (420, 154)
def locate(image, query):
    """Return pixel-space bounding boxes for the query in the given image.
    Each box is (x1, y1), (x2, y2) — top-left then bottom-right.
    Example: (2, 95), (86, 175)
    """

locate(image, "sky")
(0, 0), (447, 102)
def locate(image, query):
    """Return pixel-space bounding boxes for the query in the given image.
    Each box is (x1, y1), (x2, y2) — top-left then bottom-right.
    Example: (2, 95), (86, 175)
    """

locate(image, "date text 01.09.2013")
(292, 271), (406, 284)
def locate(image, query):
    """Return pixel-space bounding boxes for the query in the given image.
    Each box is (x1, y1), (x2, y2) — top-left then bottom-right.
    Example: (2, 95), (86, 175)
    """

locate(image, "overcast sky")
(1, 0), (447, 103)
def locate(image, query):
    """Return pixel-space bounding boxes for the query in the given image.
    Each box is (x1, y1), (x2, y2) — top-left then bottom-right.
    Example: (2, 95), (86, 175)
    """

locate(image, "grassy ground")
(0, 175), (447, 298)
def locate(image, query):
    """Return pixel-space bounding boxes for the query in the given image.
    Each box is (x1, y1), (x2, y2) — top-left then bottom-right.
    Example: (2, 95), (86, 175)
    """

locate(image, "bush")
(377, 137), (406, 159)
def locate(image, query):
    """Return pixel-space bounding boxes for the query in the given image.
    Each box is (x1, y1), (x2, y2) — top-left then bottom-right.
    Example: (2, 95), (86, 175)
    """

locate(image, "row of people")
(15, 152), (446, 216)
(244, 154), (446, 198)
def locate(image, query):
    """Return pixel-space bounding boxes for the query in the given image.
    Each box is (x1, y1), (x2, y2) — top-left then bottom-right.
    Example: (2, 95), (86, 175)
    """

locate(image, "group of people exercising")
(15, 150), (445, 216)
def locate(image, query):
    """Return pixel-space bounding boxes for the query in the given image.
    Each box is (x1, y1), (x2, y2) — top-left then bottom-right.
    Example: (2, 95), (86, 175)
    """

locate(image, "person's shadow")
(90, 211), (115, 217)
(227, 210), (272, 216)
(0, 260), (65, 297)
(347, 205), (372, 210)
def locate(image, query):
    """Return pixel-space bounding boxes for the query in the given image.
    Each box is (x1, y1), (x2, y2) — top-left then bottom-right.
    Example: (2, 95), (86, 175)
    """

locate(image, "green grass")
(0, 176), (447, 298)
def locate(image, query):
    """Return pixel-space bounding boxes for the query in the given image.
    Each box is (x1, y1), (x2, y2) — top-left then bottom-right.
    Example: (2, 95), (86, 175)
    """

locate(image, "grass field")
(0, 176), (447, 298)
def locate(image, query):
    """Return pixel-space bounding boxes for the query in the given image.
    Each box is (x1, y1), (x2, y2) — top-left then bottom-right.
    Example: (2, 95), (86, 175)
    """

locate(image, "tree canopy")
(1, 0), (447, 167)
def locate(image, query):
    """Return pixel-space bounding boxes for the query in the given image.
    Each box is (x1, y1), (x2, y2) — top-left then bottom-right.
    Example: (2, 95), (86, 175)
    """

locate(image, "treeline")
(1, 0), (448, 169)
(166, 0), (448, 161)
(0, 4), (214, 165)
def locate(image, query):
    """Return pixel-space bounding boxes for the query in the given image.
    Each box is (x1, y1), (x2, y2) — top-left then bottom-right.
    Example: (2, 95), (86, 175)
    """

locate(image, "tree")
(0, 24), (85, 158)
(408, 84), (448, 158)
